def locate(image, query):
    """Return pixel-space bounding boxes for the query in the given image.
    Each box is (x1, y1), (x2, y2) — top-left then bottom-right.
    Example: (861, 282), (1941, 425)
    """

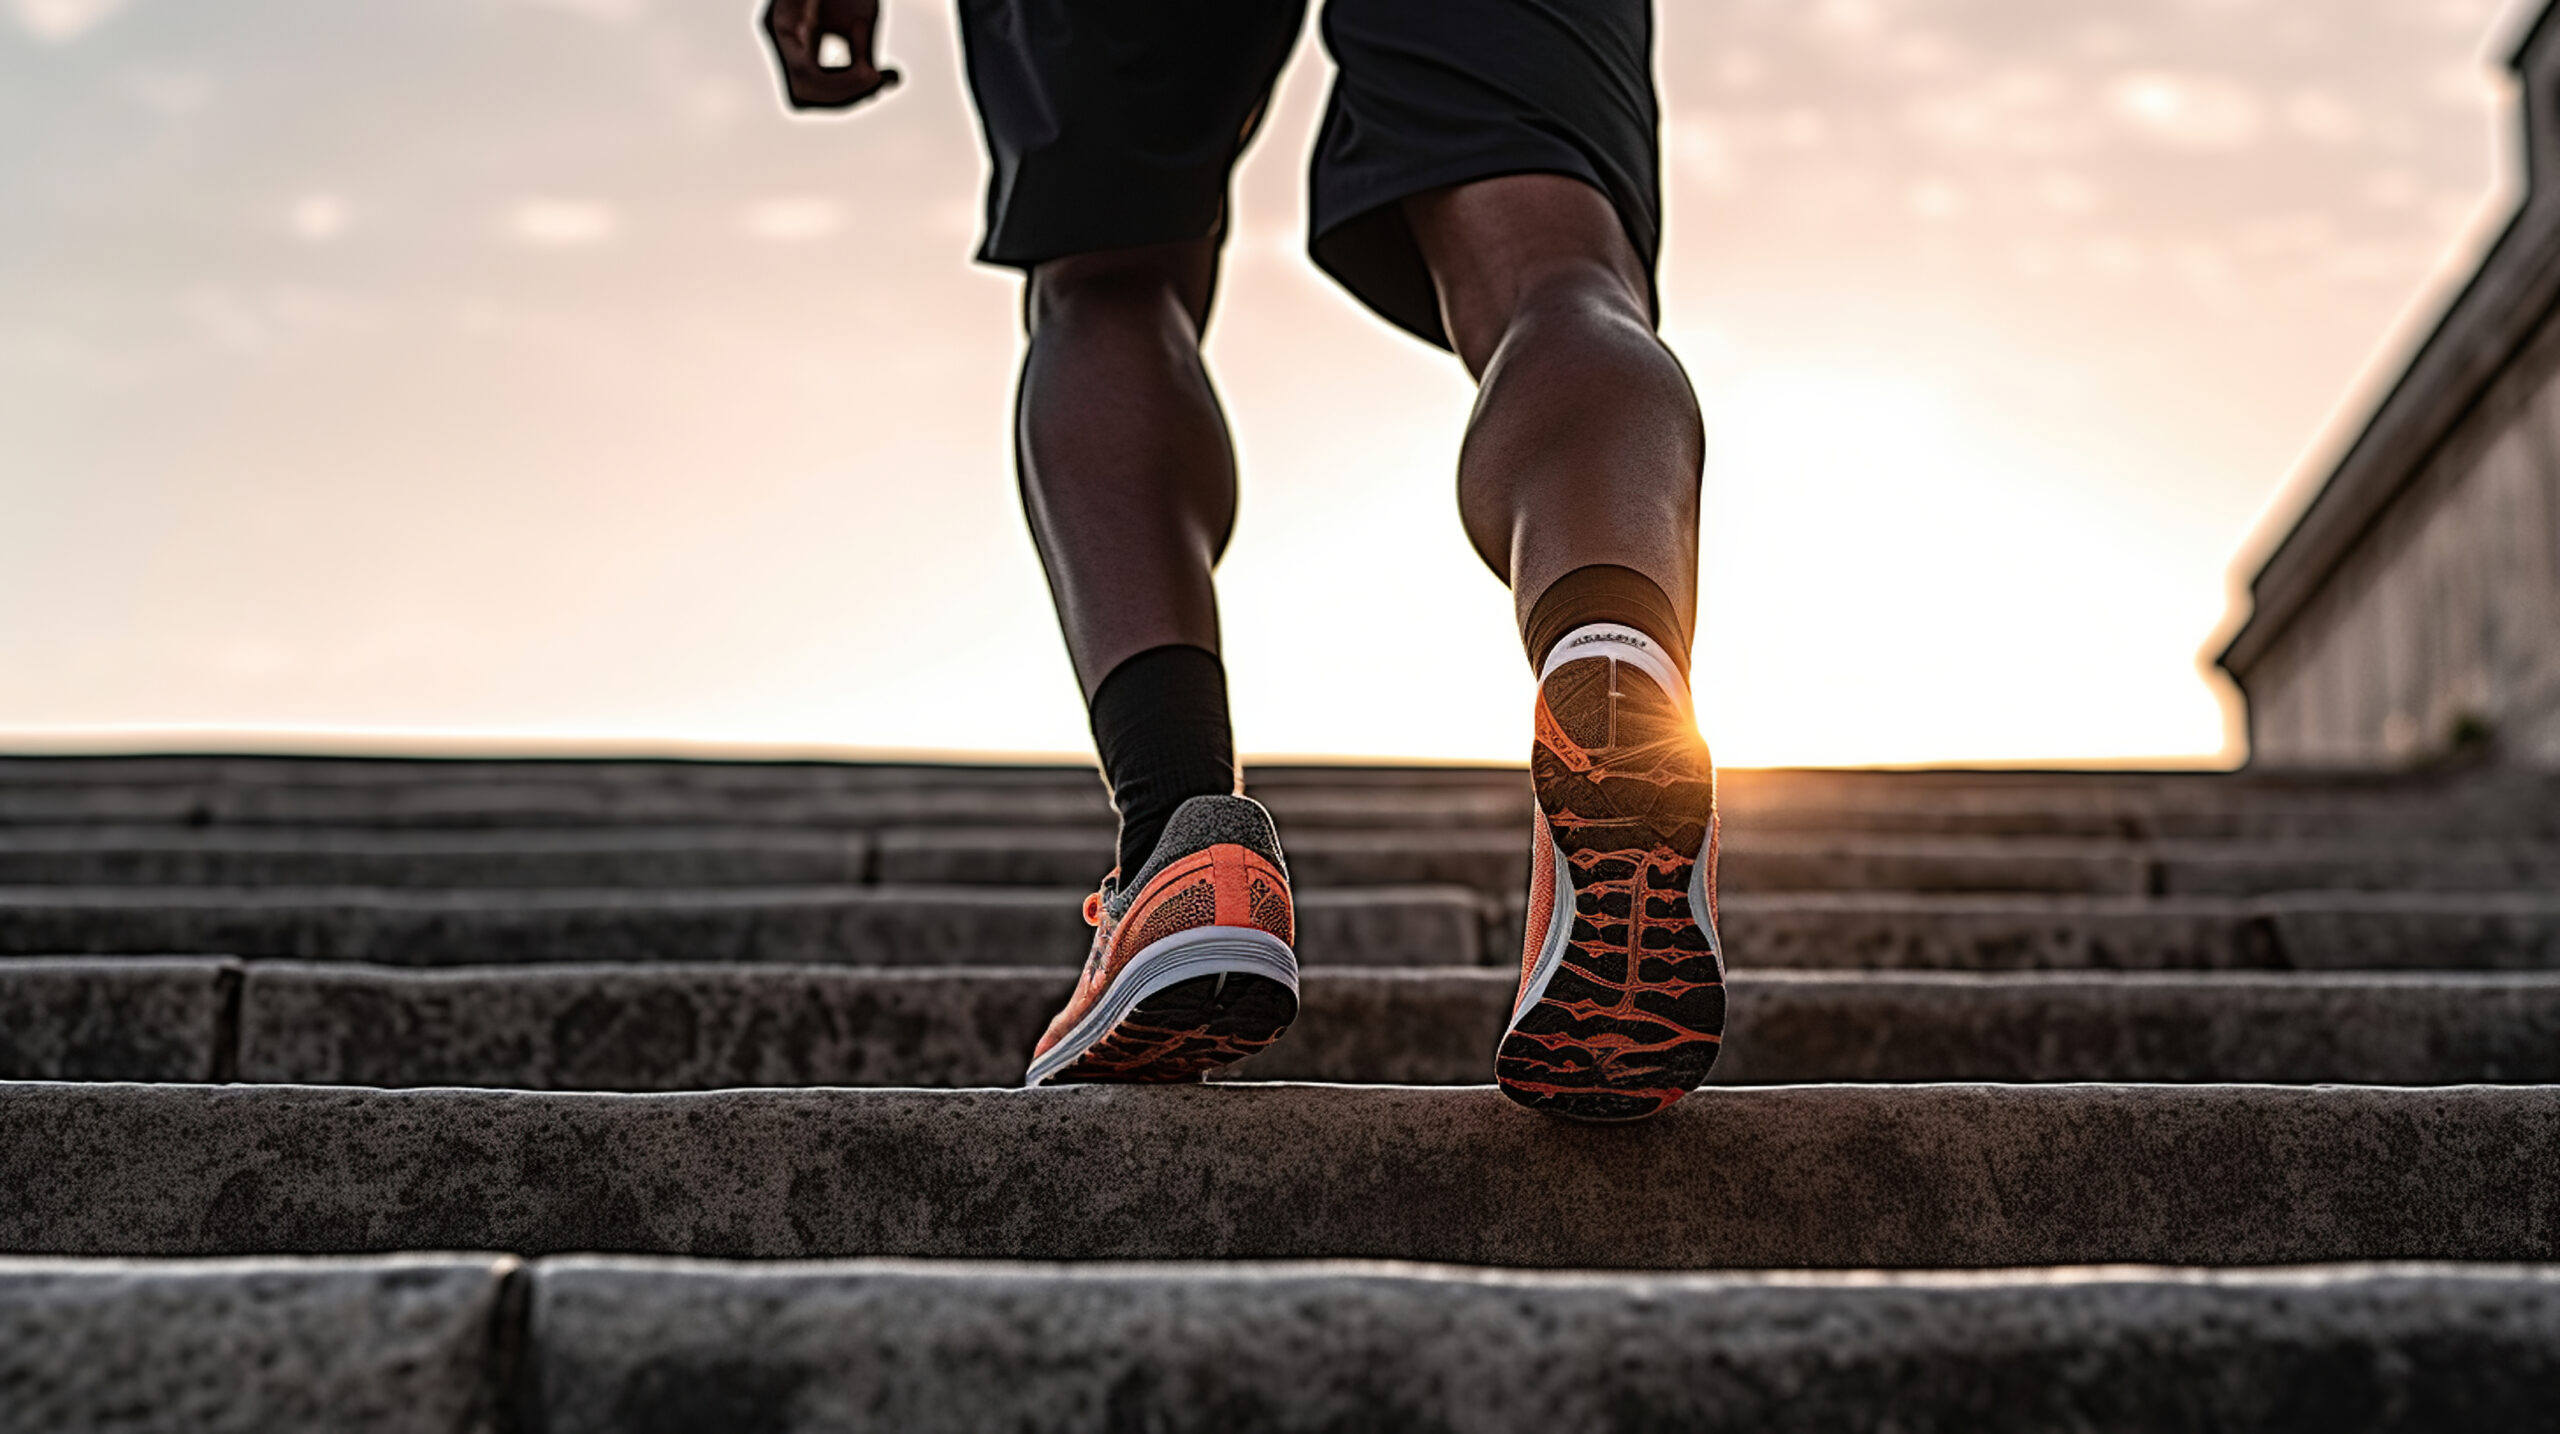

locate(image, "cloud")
(515, 0), (644, 20)
(125, 68), (215, 116)
(290, 195), (349, 242)
(1908, 178), (1967, 221)
(12, 0), (123, 42)
(508, 199), (619, 247)
(2107, 72), (2264, 151)
(2038, 173), (2101, 214)
(2284, 89), (2361, 145)
(741, 197), (845, 242)
(1669, 118), (1741, 194)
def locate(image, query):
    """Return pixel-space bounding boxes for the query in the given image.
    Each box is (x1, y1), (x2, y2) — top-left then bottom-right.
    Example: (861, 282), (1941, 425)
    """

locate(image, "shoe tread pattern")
(1498, 656), (1725, 1121)
(1054, 973), (1297, 1082)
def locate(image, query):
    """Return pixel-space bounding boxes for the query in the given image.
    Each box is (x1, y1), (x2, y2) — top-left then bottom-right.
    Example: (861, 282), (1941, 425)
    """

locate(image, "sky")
(0, 0), (2534, 765)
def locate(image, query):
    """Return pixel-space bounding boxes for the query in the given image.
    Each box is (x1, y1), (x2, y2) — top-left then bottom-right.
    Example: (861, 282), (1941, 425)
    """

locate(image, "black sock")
(1088, 643), (1237, 877)
(1523, 564), (1690, 677)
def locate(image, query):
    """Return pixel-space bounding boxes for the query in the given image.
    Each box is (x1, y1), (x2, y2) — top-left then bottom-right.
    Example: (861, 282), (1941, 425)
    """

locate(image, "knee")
(1407, 174), (1654, 369)
(1026, 242), (1216, 341)
(1454, 259), (1655, 372)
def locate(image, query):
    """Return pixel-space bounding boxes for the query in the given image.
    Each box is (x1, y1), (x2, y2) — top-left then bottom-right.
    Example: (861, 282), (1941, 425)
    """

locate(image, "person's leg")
(955, 0), (1309, 1086)
(1404, 171), (1723, 1123)
(1014, 240), (1307, 1089)
(1015, 237), (1245, 876)
(1019, 238), (1232, 696)
(1403, 172), (1702, 668)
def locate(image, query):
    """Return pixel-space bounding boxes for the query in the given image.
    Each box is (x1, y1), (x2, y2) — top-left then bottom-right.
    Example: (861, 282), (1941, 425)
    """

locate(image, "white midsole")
(1510, 831), (1580, 1028)
(1025, 924), (1300, 1087)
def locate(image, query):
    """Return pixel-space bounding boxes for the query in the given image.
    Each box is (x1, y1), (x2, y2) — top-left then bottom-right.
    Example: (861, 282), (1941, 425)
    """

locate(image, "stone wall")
(2242, 319), (2560, 766)
(2220, 4), (2560, 769)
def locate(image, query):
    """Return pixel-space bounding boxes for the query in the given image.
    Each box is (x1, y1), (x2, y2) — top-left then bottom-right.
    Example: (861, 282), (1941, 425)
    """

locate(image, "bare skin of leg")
(1016, 238), (1238, 699)
(1405, 173), (1705, 654)
(1018, 175), (1696, 692)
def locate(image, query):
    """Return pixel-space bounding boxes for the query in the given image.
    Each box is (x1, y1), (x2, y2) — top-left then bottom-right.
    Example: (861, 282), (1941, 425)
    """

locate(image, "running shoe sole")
(1026, 925), (1299, 1086)
(1497, 639), (1725, 1121)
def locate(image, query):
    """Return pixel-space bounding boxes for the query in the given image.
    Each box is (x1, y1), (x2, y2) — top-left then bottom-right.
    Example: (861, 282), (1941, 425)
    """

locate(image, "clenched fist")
(762, 0), (900, 111)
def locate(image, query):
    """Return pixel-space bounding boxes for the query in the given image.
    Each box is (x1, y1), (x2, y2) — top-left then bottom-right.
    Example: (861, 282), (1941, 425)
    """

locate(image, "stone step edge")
(8, 887), (2558, 978)
(14, 957), (2560, 1088)
(8, 1255), (2558, 1434)
(7, 1082), (2556, 1266)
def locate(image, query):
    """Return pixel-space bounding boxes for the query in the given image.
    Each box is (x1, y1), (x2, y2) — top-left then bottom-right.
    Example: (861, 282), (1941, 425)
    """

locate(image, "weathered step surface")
(12, 1256), (2557, 1433)
(207, 965), (2560, 1089)
(882, 828), (2560, 898)
(19, 960), (2560, 1088)
(0, 827), (873, 889)
(4, 755), (2554, 841)
(5, 1083), (2552, 1266)
(530, 1259), (2560, 1434)
(0, 1254), (513, 1434)
(13, 826), (2558, 901)
(0, 958), (234, 1083)
(13, 888), (2560, 971)
(0, 885), (1479, 967)
(20, 960), (2550, 1088)
(1716, 891), (2560, 970)
(875, 827), (2164, 895)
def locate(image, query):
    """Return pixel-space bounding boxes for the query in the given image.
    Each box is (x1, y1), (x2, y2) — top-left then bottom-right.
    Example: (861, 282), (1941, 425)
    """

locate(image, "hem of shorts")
(975, 209), (1229, 272)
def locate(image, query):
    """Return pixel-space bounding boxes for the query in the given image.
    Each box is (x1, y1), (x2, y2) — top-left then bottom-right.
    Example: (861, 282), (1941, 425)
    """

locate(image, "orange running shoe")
(1497, 623), (1725, 1121)
(1025, 794), (1300, 1086)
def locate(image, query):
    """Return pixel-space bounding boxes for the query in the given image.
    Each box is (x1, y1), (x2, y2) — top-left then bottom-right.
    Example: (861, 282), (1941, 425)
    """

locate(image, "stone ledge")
(11, 889), (2560, 970)
(5, 759), (2555, 841)
(0, 885), (1480, 968)
(10, 1254), (2555, 1433)
(9, 961), (2560, 1089)
(2, 1082), (2552, 1267)
(7, 827), (2559, 899)
(0, 957), (233, 1082)
(0, 1254), (513, 1434)
(533, 1258), (2560, 1434)
(210, 964), (2560, 1089)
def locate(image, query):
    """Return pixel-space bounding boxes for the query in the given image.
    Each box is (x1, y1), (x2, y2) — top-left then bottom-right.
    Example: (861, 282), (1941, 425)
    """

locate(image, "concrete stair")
(11, 960), (2560, 1088)
(2, 755), (2555, 1430)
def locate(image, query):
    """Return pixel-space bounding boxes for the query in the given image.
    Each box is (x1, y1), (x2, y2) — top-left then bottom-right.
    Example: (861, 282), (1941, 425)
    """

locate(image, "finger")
(844, 0), (884, 73)
(763, 0), (819, 49)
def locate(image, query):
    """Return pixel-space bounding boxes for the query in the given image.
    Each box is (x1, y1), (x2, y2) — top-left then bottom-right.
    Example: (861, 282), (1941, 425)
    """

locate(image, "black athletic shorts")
(956, 0), (1660, 350)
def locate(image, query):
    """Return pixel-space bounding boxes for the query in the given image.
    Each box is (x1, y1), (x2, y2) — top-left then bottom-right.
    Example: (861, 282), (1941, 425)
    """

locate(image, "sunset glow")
(0, 0), (2530, 766)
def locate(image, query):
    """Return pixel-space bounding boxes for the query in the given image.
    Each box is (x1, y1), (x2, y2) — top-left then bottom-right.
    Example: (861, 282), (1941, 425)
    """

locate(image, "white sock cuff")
(1537, 622), (1691, 708)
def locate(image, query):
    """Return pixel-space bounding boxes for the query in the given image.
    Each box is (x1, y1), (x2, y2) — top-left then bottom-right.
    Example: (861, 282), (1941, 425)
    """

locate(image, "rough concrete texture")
(0, 826), (868, 889)
(5, 756), (2554, 840)
(1707, 971), (2560, 1084)
(883, 830), (2560, 900)
(1710, 891), (2560, 970)
(2, 1082), (2552, 1266)
(2153, 841), (2560, 895)
(238, 963), (1077, 1089)
(0, 1254), (512, 1434)
(15, 825), (2553, 902)
(0, 884), (1478, 967)
(0, 772), (1516, 834)
(878, 827), (1531, 894)
(217, 964), (2560, 1089)
(530, 1259), (2560, 1434)
(0, 957), (230, 1083)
